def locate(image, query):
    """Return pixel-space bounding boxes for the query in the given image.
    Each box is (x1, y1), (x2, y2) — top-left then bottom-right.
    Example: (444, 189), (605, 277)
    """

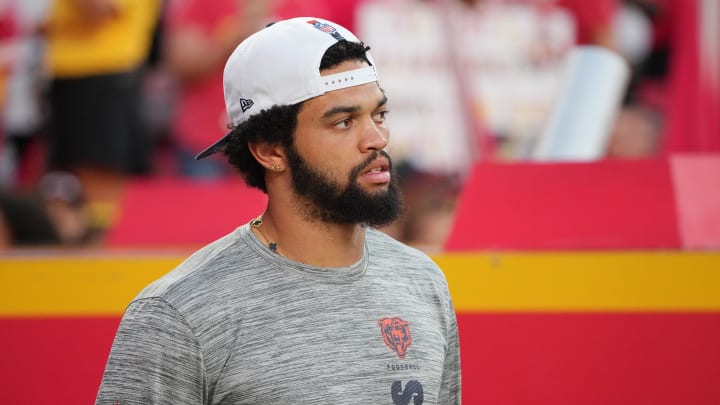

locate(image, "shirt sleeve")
(438, 296), (462, 404)
(95, 297), (206, 405)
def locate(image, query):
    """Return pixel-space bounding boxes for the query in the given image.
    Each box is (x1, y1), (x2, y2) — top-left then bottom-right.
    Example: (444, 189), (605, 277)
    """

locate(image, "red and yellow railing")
(2, 251), (719, 404)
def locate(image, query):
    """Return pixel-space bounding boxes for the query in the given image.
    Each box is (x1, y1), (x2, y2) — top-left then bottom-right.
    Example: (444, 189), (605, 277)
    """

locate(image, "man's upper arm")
(439, 296), (462, 404)
(95, 297), (206, 404)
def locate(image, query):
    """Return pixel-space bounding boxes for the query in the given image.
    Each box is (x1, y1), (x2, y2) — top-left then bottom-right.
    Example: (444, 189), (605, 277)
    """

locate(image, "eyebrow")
(321, 94), (388, 119)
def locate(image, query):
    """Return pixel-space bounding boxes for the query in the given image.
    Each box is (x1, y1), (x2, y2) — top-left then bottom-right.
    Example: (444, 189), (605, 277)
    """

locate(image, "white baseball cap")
(195, 17), (379, 160)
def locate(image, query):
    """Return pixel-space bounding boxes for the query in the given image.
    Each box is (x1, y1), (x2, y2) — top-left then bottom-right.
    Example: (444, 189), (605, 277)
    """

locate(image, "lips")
(363, 159), (390, 175)
(361, 158), (391, 184)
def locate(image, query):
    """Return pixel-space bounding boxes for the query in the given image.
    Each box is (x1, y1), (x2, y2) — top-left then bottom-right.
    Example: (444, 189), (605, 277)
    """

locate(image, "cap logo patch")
(239, 98), (254, 112)
(307, 19), (345, 41)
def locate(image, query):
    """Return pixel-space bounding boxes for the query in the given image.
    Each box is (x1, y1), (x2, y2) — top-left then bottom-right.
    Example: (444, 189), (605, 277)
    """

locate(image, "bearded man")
(96, 17), (461, 405)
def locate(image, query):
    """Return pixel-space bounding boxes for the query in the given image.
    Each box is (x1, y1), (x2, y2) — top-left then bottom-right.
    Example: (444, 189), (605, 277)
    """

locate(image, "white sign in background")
(357, 0), (576, 168)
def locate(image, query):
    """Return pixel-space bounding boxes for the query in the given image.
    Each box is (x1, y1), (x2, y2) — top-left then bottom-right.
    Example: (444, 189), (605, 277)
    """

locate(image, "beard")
(285, 145), (403, 227)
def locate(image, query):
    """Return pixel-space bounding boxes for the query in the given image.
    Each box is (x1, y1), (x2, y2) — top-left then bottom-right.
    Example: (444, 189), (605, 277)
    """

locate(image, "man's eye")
(374, 110), (389, 123)
(334, 119), (352, 129)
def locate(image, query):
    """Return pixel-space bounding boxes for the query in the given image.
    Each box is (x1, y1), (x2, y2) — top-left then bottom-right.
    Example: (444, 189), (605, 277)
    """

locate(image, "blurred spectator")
(0, 171), (90, 249)
(163, 0), (276, 177)
(604, 0), (720, 159)
(2, 0), (51, 187)
(0, 0), (16, 104)
(633, 0), (720, 154)
(42, 0), (162, 235)
(602, 0), (660, 159)
(0, 0), (19, 185)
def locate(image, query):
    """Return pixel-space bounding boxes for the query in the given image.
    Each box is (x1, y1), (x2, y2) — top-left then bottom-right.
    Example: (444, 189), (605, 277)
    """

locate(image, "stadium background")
(1, 0), (719, 403)
(2, 154), (719, 404)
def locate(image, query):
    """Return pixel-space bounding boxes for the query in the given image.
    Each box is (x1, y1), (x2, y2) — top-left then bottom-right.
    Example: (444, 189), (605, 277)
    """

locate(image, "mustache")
(349, 150), (393, 180)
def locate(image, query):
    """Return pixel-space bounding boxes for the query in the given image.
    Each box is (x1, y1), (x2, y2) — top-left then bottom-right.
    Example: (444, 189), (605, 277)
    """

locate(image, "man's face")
(287, 60), (402, 226)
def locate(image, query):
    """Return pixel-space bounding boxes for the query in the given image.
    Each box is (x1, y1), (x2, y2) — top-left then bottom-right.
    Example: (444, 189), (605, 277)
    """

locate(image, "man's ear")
(248, 142), (286, 172)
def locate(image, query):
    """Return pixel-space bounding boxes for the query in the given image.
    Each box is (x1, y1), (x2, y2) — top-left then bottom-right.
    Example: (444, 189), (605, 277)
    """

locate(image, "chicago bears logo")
(378, 317), (412, 359)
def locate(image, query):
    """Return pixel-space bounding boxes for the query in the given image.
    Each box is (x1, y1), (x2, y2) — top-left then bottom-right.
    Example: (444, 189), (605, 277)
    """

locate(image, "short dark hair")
(223, 40), (372, 193)
(223, 103), (300, 192)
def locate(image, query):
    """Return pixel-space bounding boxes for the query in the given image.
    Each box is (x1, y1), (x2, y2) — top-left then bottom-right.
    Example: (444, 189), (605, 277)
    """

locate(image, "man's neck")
(253, 202), (367, 267)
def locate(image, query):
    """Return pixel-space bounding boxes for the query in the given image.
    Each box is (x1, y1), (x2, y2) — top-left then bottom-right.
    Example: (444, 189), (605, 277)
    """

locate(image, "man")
(96, 17), (461, 404)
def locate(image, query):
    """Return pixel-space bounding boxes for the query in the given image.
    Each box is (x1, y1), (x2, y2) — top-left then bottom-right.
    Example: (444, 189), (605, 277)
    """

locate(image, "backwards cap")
(195, 17), (378, 160)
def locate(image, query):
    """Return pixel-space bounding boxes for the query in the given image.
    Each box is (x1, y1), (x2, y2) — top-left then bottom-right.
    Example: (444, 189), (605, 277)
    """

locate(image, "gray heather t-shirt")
(96, 225), (461, 404)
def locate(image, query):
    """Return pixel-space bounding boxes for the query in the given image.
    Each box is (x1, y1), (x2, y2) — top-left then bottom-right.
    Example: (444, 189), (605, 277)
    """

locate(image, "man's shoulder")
(134, 227), (252, 304)
(366, 228), (441, 269)
(366, 229), (451, 300)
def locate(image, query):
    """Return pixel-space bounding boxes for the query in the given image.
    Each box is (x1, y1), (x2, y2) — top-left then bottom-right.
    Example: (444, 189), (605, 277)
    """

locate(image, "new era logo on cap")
(239, 98), (254, 112)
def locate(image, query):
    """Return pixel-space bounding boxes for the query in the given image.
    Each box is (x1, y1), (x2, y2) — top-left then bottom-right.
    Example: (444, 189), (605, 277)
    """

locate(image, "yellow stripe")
(0, 256), (182, 316)
(436, 251), (720, 311)
(1, 251), (719, 316)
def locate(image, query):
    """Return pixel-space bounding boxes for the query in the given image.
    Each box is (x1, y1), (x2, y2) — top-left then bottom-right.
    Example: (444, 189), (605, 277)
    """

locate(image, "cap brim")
(195, 132), (231, 160)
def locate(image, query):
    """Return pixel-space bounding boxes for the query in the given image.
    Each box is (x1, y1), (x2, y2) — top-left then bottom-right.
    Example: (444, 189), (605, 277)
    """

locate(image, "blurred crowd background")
(0, 0), (717, 252)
